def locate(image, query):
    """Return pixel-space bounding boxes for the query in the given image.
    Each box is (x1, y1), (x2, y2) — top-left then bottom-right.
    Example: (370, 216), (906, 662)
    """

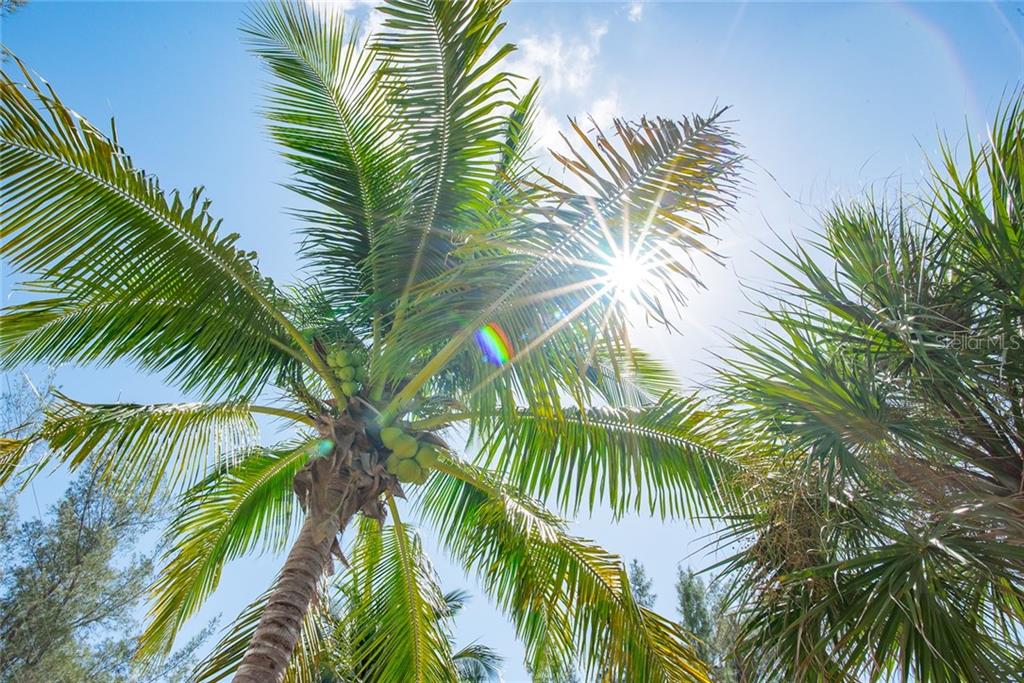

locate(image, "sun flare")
(606, 252), (648, 297)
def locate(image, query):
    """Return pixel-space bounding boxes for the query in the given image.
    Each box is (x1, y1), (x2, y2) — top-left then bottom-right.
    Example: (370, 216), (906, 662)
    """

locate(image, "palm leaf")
(379, 108), (740, 422)
(139, 440), (311, 660)
(419, 460), (711, 682)
(477, 392), (735, 519)
(22, 393), (258, 496)
(0, 53), (305, 399)
(339, 508), (458, 682)
(243, 1), (404, 331)
(373, 0), (516, 325)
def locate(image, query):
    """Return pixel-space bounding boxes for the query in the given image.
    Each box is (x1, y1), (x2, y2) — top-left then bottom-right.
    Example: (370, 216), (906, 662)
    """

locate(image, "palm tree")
(714, 97), (1024, 681)
(0, 1), (741, 680)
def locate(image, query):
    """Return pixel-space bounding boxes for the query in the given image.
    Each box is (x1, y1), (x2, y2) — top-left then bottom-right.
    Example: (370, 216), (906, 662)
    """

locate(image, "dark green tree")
(0, 379), (210, 682)
(628, 559), (657, 609)
(675, 568), (745, 683)
(0, 470), (210, 682)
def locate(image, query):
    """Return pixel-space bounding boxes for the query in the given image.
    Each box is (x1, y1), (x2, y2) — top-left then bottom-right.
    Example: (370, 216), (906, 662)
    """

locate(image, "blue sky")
(3, 1), (1023, 680)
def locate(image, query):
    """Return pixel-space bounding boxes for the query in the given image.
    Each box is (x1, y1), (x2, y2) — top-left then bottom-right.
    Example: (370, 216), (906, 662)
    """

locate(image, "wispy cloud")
(588, 91), (622, 128)
(507, 22), (608, 97)
(506, 21), (610, 154)
(305, 0), (383, 42)
(627, 1), (645, 23)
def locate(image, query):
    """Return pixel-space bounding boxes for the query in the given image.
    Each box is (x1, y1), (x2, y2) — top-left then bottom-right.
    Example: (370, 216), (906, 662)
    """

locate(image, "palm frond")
(139, 440), (310, 660)
(453, 643), (503, 683)
(379, 109), (740, 422)
(244, 1), (404, 330)
(339, 509), (458, 682)
(22, 393), (258, 496)
(714, 93), (1024, 680)
(373, 0), (516, 326)
(724, 496), (1024, 682)
(477, 392), (735, 519)
(419, 460), (710, 682)
(586, 345), (681, 408)
(0, 53), (305, 399)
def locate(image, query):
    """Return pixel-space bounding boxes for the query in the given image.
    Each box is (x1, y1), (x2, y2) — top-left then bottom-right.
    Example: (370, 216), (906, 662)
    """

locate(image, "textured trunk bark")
(233, 511), (341, 683)
(233, 409), (394, 682)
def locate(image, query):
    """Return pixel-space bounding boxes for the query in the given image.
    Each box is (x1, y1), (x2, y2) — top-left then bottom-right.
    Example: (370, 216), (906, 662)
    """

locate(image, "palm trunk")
(233, 411), (391, 682)
(234, 512), (340, 682)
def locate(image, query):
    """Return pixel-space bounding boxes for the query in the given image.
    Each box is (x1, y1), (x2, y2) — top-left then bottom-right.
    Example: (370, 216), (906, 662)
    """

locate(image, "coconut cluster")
(379, 426), (440, 485)
(325, 347), (368, 398)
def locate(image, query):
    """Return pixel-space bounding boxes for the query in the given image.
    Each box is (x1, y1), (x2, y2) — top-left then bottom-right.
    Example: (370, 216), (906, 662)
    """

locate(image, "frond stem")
(249, 405), (315, 426)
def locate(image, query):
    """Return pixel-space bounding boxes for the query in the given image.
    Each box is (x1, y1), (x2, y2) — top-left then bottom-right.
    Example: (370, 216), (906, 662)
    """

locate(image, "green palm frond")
(244, 1), (404, 331)
(18, 393), (259, 495)
(0, 54), (307, 399)
(419, 460), (710, 682)
(139, 440), (311, 660)
(725, 496), (1024, 682)
(0, 434), (36, 485)
(489, 79), (540, 206)
(932, 93), (1023, 315)
(477, 392), (734, 519)
(373, 0), (515, 323)
(339, 508), (458, 682)
(515, 113), (741, 322)
(585, 345), (681, 408)
(192, 583), (331, 683)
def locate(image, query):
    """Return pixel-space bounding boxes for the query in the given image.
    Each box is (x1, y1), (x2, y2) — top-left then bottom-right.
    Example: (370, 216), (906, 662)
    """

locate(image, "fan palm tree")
(0, 1), (741, 680)
(714, 96), (1024, 681)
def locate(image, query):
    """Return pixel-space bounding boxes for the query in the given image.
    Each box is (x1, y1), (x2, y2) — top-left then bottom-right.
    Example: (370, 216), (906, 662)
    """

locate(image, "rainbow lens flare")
(475, 322), (513, 366)
(316, 438), (335, 457)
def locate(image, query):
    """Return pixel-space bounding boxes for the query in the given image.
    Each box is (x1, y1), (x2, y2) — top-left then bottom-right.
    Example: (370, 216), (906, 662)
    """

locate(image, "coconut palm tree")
(0, 1), (741, 680)
(714, 97), (1024, 681)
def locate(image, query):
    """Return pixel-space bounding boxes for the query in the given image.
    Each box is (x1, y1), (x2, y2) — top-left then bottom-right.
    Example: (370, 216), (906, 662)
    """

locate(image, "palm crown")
(0, 1), (741, 680)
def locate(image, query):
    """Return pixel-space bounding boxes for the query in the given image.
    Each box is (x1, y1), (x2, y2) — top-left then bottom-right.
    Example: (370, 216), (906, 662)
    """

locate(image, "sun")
(606, 251), (648, 297)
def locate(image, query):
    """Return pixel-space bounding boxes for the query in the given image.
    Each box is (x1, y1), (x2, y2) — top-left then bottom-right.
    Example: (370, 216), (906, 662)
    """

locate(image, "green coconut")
(354, 366), (368, 382)
(335, 349), (351, 366)
(411, 466), (429, 485)
(395, 459), (422, 484)
(341, 381), (359, 396)
(380, 427), (403, 449)
(415, 444), (439, 468)
(336, 366), (356, 381)
(393, 434), (419, 459)
(385, 453), (401, 473)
